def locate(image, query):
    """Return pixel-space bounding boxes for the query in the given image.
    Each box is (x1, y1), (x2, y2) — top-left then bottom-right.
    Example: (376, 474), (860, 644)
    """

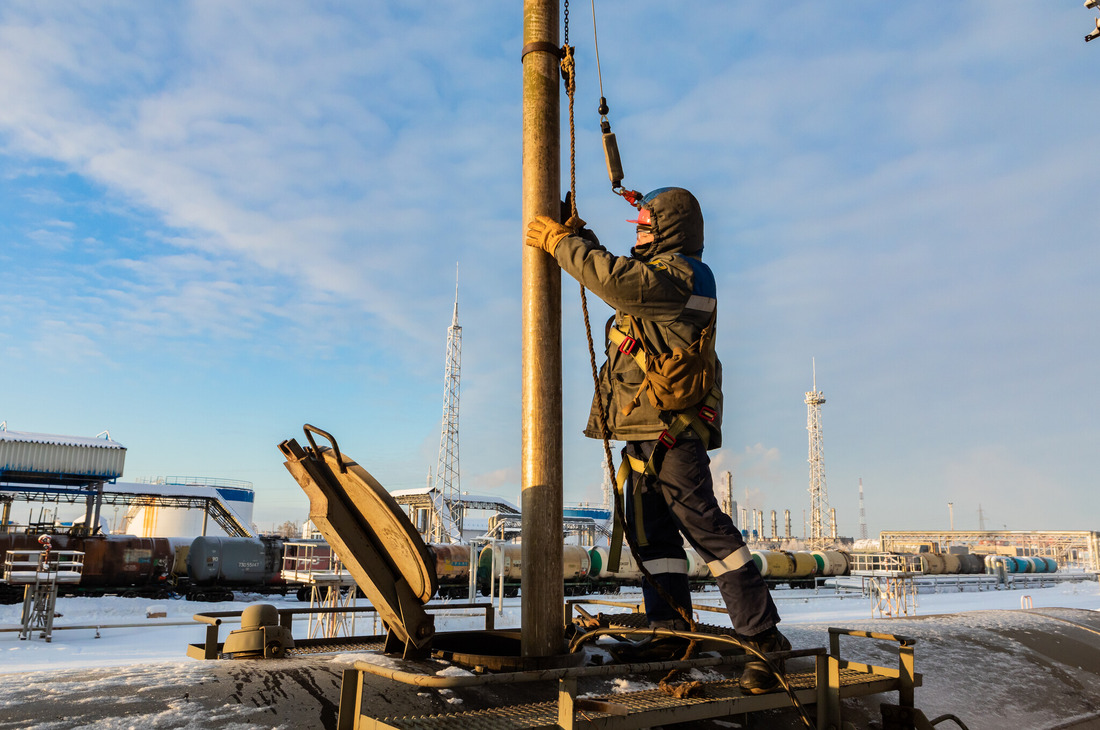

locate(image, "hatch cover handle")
(302, 423), (347, 473)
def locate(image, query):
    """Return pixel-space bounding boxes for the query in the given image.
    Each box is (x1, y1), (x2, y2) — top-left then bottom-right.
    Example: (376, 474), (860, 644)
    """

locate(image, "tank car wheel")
(121, 590), (139, 599)
(296, 587), (310, 602)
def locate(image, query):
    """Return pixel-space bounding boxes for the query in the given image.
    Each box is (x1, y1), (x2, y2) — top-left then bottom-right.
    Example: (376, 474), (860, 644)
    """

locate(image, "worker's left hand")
(525, 215), (572, 256)
(560, 193), (586, 231)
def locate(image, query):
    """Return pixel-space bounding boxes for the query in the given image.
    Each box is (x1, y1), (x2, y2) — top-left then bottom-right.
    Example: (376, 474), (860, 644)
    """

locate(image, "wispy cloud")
(1, 2), (1097, 530)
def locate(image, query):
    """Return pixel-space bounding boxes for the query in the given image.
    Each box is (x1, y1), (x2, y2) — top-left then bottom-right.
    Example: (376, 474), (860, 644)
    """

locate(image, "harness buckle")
(657, 430), (677, 448)
(618, 336), (637, 355)
(698, 406), (717, 423)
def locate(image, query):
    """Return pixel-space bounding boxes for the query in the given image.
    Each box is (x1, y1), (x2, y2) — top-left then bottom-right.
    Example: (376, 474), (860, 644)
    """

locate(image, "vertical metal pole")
(521, 0), (564, 659)
(91, 482), (104, 535)
(82, 489), (95, 536)
(468, 541), (477, 601)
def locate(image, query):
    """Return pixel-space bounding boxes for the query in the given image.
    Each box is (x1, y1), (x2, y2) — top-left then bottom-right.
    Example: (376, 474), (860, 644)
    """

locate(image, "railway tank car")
(0, 533), (186, 601)
(428, 542), (477, 598)
(587, 545), (642, 593)
(186, 535), (286, 601)
(387, 543), (1039, 599)
(0, 532), (288, 602)
(474, 543), (591, 596)
(3, 528), (1049, 604)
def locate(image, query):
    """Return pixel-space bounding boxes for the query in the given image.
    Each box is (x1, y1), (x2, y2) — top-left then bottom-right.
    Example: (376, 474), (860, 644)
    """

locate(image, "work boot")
(737, 627), (791, 695)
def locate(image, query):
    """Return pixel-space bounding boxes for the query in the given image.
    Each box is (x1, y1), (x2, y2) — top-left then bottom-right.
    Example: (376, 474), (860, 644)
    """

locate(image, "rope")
(560, 2), (699, 680)
(558, 6), (805, 722)
(590, 0), (605, 102)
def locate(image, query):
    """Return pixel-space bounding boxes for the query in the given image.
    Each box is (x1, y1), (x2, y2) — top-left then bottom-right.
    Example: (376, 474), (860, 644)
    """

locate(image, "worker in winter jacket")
(525, 186), (789, 694)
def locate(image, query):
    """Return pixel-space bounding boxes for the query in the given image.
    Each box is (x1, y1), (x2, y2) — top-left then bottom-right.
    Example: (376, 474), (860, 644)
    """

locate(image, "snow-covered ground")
(3, 576), (1097, 672)
(1, 577), (1098, 729)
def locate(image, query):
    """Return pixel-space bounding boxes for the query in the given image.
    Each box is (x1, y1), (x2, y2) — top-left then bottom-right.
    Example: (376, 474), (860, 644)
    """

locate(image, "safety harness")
(604, 254), (721, 566)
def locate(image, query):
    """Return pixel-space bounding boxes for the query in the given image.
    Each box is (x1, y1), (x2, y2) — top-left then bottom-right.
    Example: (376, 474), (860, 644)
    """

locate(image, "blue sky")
(2, 2), (1098, 536)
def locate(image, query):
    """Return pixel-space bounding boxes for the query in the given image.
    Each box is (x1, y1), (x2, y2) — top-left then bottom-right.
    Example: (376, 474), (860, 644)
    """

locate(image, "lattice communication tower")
(858, 478), (868, 540)
(432, 275), (463, 543)
(600, 460), (614, 509)
(806, 363), (830, 549)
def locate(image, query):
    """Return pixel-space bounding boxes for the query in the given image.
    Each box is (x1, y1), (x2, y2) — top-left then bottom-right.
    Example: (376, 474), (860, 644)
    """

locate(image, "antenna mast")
(858, 478), (868, 540)
(432, 268), (463, 543)
(600, 460), (614, 509)
(806, 359), (831, 549)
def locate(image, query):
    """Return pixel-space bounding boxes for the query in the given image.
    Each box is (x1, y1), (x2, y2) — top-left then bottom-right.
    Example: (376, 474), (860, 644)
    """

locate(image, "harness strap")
(608, 324), (645, 369)
(604, 296), (721, 575)
(607, 459), (631, 572)
(608, 309), (717, 419)
(607, 453), (650, 573)
(625, 389), (721, 477)
(606, 388), (721, 569)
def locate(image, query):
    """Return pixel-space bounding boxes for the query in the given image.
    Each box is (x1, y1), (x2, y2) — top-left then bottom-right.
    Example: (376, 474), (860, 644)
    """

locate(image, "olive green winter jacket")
(553, 187), (723, 448)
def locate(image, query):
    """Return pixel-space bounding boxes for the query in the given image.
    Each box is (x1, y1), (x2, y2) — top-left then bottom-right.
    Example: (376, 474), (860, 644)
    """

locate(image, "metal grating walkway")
(288, 637), (386, 656)
(342, 625), (923, 730)
(359, 666), (906, 730)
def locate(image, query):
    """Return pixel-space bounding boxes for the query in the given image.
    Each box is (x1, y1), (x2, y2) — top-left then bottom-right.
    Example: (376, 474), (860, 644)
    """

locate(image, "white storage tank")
(119, 478), (255, 538)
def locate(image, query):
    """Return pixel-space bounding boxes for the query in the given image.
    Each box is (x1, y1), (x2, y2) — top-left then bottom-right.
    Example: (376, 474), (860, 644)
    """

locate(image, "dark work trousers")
(622, 438), (781, 637)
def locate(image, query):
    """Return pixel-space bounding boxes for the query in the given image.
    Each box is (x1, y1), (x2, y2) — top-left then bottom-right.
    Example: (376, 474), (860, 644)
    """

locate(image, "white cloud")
(0, 2), (1097, 530)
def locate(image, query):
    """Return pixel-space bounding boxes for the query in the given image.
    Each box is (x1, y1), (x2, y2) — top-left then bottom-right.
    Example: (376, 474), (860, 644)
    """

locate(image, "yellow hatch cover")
(279, 425), (437, 657)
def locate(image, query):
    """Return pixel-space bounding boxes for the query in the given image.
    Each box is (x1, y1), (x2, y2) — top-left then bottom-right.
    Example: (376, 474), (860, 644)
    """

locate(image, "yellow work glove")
(525, 215), (572, 256)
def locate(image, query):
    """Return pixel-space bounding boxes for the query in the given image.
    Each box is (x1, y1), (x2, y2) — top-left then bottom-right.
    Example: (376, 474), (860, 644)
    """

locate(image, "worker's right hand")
(525, 215), (572, 256)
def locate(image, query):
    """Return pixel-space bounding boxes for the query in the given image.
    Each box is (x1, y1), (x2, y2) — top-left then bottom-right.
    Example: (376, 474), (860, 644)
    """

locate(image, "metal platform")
(186, 602), (496, 660)
(271, 427), (927, 729)
(339, 626), (922, 730)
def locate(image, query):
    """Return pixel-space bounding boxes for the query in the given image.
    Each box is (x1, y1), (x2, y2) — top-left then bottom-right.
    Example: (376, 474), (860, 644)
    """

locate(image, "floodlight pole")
(520, 0), (564, 657)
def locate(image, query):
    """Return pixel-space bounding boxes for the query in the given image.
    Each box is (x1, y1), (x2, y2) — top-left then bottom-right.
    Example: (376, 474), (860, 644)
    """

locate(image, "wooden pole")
(520, 0), (564, 658)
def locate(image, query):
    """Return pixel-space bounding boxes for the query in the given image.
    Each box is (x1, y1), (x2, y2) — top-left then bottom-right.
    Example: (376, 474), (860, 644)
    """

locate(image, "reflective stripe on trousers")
(623, 438), (781, 636)
(641, 557), (689, 575)
(707, 545), (753, 577)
